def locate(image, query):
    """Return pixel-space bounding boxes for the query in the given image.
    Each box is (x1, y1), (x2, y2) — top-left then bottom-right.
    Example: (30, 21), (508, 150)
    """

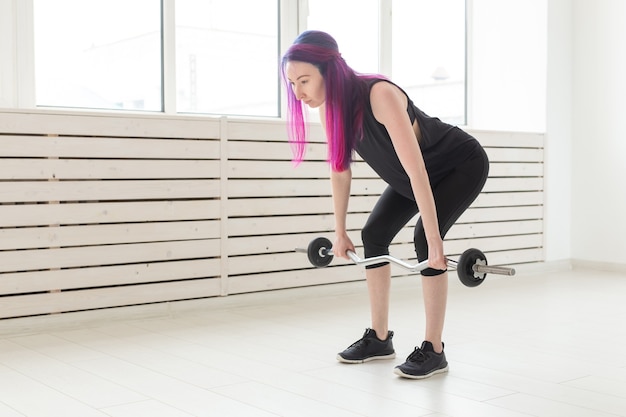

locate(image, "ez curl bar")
(295, 237), (516, 287)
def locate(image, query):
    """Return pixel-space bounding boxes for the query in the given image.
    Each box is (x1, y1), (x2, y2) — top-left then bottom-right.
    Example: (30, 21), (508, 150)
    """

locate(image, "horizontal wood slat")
(228, 178), (387, 198)
(0, 201), (219, 227)
(0, 221), (219, 250)
(0, 136), (219, 158)
(0, 159), (219, 180)
(0, 110), (221, 138)
(0, 278), (222, 319)
(472, 130), (544, 148)
(0, 240), (220, 274)
(0, 113), (545, 320)
(1, 259), (220, 295)
(0, 180), (219, 203)
(227, 267), (365, 295)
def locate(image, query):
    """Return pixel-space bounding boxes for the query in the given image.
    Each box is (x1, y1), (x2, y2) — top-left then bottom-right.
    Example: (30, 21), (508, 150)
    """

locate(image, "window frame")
(3, 0), (466, 124)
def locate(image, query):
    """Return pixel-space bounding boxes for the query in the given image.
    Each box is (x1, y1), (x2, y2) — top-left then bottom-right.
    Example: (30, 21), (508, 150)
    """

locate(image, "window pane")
(305, 0), (379, 74)
(176, 0), (279, 117)
(34, 0), (161, 111)
(392, 0), (466, 125)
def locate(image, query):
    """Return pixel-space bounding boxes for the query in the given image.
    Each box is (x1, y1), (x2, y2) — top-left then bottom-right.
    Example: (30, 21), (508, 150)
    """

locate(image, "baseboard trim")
(571, 259), (626, 273)
(514, 259), (572, 274)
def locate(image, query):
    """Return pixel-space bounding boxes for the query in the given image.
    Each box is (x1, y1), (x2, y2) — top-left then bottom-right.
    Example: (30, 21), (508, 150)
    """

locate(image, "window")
(304, 0), (466, 125)
(305, 0), (379, 74)
(28, 0), (465, 121)
(34, 0), (162, 111)
(175, 0), (279, 116)
(391, 0), (466, 125)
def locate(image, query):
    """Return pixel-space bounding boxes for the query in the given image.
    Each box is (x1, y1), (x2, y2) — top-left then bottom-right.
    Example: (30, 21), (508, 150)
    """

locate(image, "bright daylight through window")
(34, 0), (162, 111)
(32, 0), (464, 121)
(292, 0), (466, 124)
(175, 0), (279, 116)
(391, 0), (466, 125)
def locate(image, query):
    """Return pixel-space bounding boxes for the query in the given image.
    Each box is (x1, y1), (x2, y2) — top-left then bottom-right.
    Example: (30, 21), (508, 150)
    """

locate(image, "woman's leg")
(421, 272), (448, 353)
(415, 146), (489, 351)
(361, 187), (418, 340)
(337, 187), (417, 363)
(366, 264), (392, 340)
(395, 147), (489, 378)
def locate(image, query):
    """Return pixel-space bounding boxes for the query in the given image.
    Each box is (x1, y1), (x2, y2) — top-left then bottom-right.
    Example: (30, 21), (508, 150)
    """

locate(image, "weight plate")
(307, 237), (334, 267)
(457, 248), (487, 287)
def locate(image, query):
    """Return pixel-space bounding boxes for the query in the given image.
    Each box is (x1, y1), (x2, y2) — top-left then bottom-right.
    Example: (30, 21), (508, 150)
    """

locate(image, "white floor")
(1, 267), (626, 417)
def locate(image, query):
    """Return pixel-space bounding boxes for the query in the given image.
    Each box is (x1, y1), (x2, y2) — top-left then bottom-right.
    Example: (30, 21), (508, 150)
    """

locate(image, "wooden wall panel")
(0, 111), (221, 319)
(221, 121), (544, 295)
(0, 111), (544, 319)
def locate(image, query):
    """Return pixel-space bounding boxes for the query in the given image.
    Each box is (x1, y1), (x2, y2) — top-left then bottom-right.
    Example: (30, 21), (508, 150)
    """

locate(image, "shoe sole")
(393, 364), (449, 379)
(336, 352), (396, 364)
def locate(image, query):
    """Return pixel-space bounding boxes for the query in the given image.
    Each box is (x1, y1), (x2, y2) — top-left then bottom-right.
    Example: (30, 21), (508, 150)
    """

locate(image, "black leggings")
(361, 145), (489, 276)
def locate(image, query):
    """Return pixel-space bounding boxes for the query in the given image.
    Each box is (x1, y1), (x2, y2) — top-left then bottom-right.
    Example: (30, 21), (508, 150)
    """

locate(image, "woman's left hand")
(427, 236), (447, 271)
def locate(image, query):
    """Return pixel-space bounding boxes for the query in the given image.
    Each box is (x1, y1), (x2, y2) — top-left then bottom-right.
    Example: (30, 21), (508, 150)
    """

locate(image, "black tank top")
(355, 79), (480, 200)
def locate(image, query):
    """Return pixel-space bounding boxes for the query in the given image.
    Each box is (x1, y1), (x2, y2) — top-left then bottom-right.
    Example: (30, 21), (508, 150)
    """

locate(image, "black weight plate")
(457, 248), (487, 287)
(307, 237), (334, 267)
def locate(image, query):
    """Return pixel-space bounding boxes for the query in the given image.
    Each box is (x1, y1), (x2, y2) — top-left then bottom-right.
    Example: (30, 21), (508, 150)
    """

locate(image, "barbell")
(295, 237), (516, 287)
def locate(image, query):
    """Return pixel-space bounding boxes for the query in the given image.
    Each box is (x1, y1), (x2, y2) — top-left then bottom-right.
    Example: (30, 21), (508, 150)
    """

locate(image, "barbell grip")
(341, 250), (457, 273)
(339, 250), (516, 277)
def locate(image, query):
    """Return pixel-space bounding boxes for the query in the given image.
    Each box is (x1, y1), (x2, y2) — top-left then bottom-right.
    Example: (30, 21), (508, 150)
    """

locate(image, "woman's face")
(285, 61), (326, 108)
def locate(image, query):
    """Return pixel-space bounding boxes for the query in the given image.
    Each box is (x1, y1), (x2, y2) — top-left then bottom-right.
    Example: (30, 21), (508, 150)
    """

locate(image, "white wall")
(571, 0), (626, 265)
(545, 0), (573, 262)
(470, 0), (574, 263)
(472, 0), (626, 268)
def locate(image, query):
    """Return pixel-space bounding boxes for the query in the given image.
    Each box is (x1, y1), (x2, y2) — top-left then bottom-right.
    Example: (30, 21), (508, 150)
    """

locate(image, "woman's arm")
(330, 167), (354, 258)
(330, 167), (351, 233)
(320, 104), (355, 258)
(369, 82), (447, 270)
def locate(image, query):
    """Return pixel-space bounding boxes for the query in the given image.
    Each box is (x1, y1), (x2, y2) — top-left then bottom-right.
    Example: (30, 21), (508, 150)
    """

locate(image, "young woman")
(281, 30), (489, 379)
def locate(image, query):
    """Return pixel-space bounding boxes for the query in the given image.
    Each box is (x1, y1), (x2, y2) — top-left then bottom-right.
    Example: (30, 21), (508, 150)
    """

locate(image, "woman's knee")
(361, 223), (390, 258)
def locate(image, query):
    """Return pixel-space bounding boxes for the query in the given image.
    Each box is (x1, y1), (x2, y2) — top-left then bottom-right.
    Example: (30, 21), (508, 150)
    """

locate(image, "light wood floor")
(1, 266), (625, 417)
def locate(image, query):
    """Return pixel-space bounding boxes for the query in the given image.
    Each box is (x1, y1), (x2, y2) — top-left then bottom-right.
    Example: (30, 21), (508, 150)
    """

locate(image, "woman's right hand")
(333, 232), (356, 259)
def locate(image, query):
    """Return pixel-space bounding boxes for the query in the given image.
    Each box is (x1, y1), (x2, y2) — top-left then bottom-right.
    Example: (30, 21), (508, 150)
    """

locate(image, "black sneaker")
(337, 328), (396, 363)
(394, 341), (449, 379)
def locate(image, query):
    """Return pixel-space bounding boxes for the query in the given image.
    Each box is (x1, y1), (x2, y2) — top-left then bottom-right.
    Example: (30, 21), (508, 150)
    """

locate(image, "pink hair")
(281, 31), (384, 171)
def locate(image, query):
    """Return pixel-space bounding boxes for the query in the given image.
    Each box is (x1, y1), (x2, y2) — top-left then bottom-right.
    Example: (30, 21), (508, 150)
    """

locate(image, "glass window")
(392, 0), (466, 125)
(34, 0), (162, 111)
(305, 0), (379, 74)
(29, 0), (465, 120)
(175, 0), (279, 117)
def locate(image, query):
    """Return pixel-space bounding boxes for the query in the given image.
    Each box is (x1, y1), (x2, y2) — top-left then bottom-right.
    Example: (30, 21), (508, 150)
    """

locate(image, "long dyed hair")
(281, 31), (384, 171)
